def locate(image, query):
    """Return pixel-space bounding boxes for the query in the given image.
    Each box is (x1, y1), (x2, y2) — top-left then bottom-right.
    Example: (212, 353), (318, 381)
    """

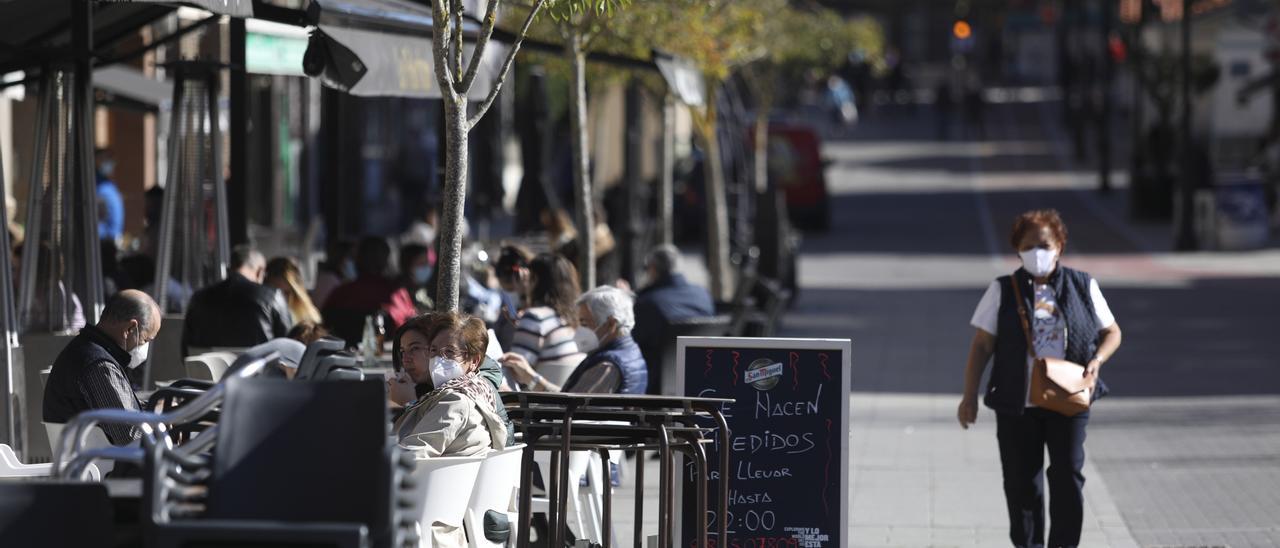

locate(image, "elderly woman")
(389, 312), (507, 457)
(502, 285), (647, 394)
(957, 209), (1122, 548)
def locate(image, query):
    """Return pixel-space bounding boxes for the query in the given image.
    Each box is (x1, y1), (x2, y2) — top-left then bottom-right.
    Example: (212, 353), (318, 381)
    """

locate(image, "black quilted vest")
(984, 266), (1110, 415)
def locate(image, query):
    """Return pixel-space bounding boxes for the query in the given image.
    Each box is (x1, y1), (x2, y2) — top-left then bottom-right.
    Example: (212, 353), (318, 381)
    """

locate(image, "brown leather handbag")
(1010, 280), (1092, 417)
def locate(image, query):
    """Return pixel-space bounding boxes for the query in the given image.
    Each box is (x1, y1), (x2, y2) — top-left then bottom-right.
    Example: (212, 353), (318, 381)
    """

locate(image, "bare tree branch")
(468, 0), (548, 127)
(458, 0), (499, 93)
(451, 0), (464, 82)
(432, 0), (460, 104)
(580, 10), (601, 49)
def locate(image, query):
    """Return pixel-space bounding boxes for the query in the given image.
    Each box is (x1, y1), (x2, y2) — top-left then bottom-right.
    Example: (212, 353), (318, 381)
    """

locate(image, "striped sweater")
(510, 306), (586, 383)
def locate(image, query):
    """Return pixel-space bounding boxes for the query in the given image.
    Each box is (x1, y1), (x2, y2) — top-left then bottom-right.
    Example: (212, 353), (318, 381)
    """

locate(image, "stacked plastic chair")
(140, 377), (416, 548)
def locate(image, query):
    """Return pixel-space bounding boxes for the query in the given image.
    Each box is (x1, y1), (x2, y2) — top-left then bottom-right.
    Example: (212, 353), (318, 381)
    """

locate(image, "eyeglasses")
(399, 344), (463, 361)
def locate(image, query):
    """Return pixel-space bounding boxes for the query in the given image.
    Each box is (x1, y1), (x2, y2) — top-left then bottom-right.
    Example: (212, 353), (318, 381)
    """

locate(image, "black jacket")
(182, 273), (293, 356)
(43, 326), (144, 445)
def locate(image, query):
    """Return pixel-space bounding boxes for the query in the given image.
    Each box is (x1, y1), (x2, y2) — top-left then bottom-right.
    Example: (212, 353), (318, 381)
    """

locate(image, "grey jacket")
(394, 388), (507, 458)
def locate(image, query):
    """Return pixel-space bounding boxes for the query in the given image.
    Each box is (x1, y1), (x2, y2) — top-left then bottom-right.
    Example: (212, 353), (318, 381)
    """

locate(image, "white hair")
(576, 285), (635, 336)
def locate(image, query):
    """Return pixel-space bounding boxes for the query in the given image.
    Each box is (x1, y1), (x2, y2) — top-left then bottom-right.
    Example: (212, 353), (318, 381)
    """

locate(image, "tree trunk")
(435, 98), (470, 312)
(568, 30), (595, 289)
(659, 94), (675, 245)
(700, 100), (733, 303)
(754, 111), (769, 194)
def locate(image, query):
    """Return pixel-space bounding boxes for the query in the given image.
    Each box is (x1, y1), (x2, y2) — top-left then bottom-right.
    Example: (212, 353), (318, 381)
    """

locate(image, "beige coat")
(394, 388), (507, 458)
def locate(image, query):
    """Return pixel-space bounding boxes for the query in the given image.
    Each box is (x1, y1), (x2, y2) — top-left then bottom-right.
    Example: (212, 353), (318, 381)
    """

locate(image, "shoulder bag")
(1009, 279), (1092, 417)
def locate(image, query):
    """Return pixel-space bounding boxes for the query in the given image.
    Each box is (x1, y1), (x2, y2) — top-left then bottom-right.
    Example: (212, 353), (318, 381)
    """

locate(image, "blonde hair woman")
(265, 257), (322, 325)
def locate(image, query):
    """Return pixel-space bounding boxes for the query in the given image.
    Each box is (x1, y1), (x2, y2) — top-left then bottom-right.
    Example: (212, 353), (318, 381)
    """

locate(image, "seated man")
(630, 244), (715, 351)
(43, 290), (161, 446)
(183, 245), (293, 356)
(502, 286), (647, 394)
(386, 312), (507, 457)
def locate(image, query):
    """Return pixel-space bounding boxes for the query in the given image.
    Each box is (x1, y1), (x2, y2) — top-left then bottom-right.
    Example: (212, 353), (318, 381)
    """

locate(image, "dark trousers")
(996, 407), (1089, 548)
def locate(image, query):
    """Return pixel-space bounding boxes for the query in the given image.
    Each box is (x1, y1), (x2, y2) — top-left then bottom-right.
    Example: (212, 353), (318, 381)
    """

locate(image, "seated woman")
(502, 286), (647, 394)
(390, 311), (507, 457)
(508, 253), (587, 386)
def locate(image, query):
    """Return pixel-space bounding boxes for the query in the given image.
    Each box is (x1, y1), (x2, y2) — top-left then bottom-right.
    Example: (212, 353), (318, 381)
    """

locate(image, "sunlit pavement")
(773, 101), (1280, 546)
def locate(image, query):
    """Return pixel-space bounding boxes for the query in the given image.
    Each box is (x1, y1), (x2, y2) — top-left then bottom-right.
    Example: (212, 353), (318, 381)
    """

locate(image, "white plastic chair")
(465, 444), (526, 548)
(44, 421), (114, 476)
(1, 443), (101, 480)
(407, 453), (485, 548)
(184, 356), (216, 381)
(203, 352), (238, 381)
(531, 450), (607, 544)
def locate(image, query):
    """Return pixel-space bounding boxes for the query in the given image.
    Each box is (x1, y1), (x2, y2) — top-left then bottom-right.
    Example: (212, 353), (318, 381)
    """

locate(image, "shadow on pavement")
(781, 277), (1280, 399)
(845, 152), (1070, 174)
(800, 188), (1156, 257)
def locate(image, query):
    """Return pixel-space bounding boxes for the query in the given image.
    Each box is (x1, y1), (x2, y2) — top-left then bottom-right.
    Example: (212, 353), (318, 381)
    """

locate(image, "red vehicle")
(761, 122), (831, 231)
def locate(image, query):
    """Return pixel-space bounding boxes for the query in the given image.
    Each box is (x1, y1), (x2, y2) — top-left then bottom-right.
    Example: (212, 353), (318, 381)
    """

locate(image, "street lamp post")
(1100, 0), (1114, 193)
(1174, 0), (1197, 250)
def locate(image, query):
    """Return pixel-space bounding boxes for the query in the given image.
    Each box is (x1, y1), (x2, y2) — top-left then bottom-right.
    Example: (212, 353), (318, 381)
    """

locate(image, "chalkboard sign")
(677, 337), (851, 548)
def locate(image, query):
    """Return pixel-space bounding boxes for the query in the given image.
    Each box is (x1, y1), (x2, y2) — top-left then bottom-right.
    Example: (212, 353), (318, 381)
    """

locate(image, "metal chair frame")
(503, 392), (732, 548)
(50, 352), (274, 479)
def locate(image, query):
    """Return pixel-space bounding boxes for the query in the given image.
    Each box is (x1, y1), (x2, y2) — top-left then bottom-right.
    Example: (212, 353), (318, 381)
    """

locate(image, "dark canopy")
(0, 2), (172, 73)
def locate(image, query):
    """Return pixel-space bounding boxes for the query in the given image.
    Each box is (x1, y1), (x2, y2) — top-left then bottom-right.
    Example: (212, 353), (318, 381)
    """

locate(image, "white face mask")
(1018, 248), (1059, 278)
(577, 320), (612, 353)
(429, 355), (465, 388)
(577, 326), (600, 353)
(128, 329), (150, 369)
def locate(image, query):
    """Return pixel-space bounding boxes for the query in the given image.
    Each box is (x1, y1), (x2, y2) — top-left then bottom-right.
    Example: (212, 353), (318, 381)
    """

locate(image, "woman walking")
(958, 209), (1123, 548)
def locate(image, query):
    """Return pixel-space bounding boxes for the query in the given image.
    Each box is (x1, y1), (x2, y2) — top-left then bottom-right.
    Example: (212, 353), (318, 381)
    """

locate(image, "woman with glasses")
(388, 311), (507, 457)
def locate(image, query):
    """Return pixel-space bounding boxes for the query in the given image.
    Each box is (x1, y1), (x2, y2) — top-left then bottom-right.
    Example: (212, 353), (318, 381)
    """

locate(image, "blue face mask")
(413, 265), (433, 285)
(98, 160), (115, 178)
(341, 260), (357, 280)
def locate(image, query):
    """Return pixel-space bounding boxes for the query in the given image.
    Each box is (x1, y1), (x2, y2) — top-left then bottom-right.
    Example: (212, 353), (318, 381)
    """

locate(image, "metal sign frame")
(676, 336), (853, 548)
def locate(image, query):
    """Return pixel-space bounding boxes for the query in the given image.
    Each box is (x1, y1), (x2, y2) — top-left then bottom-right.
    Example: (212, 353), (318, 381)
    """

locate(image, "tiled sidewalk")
(845, 393), (1138, 548)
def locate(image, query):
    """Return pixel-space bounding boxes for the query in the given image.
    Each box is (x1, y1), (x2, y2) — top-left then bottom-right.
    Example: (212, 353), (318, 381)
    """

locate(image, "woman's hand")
(387, 371), (417, 406)
(957, 396), (978, 429)
(500, 352), (535, 384)
(1084, 359), (1102, 388)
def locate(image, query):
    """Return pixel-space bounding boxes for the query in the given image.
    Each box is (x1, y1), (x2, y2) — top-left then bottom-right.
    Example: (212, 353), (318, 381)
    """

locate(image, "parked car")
(765, 122), (831, 231)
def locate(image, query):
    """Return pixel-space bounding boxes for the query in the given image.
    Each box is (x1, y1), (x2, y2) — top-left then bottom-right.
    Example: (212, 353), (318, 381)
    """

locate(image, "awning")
(302, 0), (506, 100)
(0, 2), (172, 73)
(94, 65), (172, 107)
(245, 18), (310, 76)
(482, 25), (700, 104)
(130, 0), (253, 18)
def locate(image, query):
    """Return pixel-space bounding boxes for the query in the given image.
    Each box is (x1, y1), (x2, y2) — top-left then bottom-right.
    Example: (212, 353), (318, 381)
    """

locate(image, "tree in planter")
(739, 7), (882, 215)
(431, 0), (599, 311)
(633, 0), (777, 303)
(542, 0), (630, 290)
